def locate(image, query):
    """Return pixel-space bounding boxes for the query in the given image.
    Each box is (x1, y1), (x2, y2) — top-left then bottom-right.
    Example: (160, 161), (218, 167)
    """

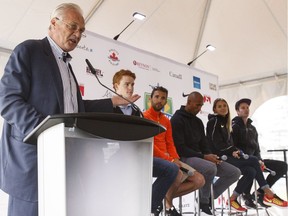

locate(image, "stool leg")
(179, 196), (182, 214)
(286, 173), (288, 201)
(163, 199), (166, 216)
(220, 193), (224, 216)
(210, 183), (215, 216)
(282, 151), (288, 200)
(227, 187), (233, 215)
(196, 190), (200, 216)
(254, 179), (259, 216)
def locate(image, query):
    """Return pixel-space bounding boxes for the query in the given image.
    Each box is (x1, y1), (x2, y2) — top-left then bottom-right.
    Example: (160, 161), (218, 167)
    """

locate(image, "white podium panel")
(38, 123), (153, 216)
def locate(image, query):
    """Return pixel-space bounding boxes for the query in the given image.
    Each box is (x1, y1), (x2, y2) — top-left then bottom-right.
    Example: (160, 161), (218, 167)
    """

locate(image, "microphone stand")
(113, 20), (135, 41)
(85, 59), (144, 117)
(187, 45), (215, 66)
(187, 50), (208, 66)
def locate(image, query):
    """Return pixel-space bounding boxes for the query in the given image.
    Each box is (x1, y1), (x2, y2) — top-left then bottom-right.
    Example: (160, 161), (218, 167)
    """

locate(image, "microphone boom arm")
(113, 20), (135, 40)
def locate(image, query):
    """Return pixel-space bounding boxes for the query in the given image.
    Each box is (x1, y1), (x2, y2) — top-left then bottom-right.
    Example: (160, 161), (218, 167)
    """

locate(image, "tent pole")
(190, 0), (212, 66)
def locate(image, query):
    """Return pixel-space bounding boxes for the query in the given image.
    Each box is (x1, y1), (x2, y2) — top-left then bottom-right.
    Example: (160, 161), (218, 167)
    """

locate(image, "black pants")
(243, 159), (287, 194)
(226, 155), (268, 194)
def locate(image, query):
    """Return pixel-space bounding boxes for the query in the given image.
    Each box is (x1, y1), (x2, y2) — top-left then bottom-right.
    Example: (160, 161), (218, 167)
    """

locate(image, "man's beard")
(152, 103), (163, 111)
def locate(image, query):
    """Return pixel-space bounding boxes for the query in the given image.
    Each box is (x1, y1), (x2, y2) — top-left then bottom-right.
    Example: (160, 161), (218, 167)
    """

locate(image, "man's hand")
(172, 158), (181, 167)
(232, 150), (240, 159)
(259, 160), (266, 171)
(204, 154), (222, 164)
(111, 94), (141, 106)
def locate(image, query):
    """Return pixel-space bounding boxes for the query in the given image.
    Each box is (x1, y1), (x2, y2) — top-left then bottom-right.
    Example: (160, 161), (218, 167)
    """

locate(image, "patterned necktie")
(62, 52), (71, 63)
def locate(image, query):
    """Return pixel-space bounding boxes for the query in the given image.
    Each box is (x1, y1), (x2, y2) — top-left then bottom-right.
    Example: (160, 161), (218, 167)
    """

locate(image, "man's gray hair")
(50, 3), (83, 19)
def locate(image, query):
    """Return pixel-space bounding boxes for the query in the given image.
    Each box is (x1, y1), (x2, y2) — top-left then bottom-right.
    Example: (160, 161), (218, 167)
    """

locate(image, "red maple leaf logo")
(109, 52), (118, 61)
(203, 95), (211, 103)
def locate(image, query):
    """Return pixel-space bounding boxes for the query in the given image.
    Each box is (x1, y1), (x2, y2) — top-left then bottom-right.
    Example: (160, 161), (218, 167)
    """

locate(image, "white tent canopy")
(0, 0), (287, 112)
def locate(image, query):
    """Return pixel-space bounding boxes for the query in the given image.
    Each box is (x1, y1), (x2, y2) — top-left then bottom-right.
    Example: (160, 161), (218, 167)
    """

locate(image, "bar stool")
(178, 190), (200, 215)
(251, 179), (271, 216)
(212, 181), (248, 216)
(211, 185), (234, 216)
(267, 149), (288, 200)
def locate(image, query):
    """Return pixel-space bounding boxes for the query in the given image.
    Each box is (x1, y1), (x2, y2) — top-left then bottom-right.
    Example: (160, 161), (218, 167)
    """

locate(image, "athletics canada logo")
(108, 49), (120, 65)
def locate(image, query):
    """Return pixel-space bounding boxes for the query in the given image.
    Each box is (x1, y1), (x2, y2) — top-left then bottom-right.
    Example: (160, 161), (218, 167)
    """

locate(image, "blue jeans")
(152, 157), (179, 211)
(8, 195), (38, 216)
(181, 157), (241, 204)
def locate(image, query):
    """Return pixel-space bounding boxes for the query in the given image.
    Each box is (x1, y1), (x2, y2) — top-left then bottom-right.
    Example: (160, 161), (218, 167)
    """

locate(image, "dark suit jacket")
(0, 37), (113, 202)
(113, 106), (141, 117)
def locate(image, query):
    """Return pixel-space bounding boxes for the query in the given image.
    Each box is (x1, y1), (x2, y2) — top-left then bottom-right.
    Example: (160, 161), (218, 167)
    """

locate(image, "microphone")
(180, 167), (194, 176)
(85, 59), (143, 117)
(239, 150), (249, 159)
(264, 167), (276, 176)
(221, 155), (228, 161)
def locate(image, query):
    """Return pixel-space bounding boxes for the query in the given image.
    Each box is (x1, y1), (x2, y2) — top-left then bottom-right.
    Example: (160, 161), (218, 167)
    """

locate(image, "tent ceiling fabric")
(0, 0), (287, 86)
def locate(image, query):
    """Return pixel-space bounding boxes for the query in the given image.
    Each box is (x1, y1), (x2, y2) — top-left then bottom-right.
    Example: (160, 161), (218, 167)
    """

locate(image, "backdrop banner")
(71, 31), (218, 124)
(71, 31), (219, 212)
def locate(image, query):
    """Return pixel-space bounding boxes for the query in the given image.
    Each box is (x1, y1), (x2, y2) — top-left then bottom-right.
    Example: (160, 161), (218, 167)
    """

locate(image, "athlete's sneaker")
(227, 199), (247, 212)
(242, 193), (257, 209)
(200, 203), (213, 215)
(151, 205), (163, 216)
(252, 192), (270, 208)
(166, 206), (182, 216)
(263, 194), (288, 208)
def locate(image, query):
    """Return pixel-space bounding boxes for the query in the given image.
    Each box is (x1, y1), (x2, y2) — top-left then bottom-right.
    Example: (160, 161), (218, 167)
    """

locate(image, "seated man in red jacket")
(144, 86), (205, 216)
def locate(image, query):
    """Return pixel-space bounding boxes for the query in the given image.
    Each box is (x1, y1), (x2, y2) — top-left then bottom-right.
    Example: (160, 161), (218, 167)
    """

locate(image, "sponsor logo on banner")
(182, 92), (189, 97)
(193, 76), (201, 89)
(86, 66), (104, 78)
(132, 60), (161, 72)
(79, 84), (85, 96)
(144, 92), (173, 119)
(152, 67), (160, 73)
(108, 49), (120, 65)
(76, 44), (93, 52)
(133, 60), (150, 71)
(203, 95), (211, 104)
(102, 90), (113, 98)
(169, 71), (182, 79)
(209, 82), (217, 91)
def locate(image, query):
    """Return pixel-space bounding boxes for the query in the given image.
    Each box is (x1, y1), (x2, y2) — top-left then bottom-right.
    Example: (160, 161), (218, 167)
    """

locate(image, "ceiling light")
(133, 12), (146, 20)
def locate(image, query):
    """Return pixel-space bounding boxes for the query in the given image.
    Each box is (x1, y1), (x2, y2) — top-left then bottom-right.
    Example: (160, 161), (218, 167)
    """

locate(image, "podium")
(24, 113), (165, 216)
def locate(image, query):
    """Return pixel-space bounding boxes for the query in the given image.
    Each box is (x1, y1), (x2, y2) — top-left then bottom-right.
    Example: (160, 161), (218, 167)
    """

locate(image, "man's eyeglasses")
(55, 17), (86, 38)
